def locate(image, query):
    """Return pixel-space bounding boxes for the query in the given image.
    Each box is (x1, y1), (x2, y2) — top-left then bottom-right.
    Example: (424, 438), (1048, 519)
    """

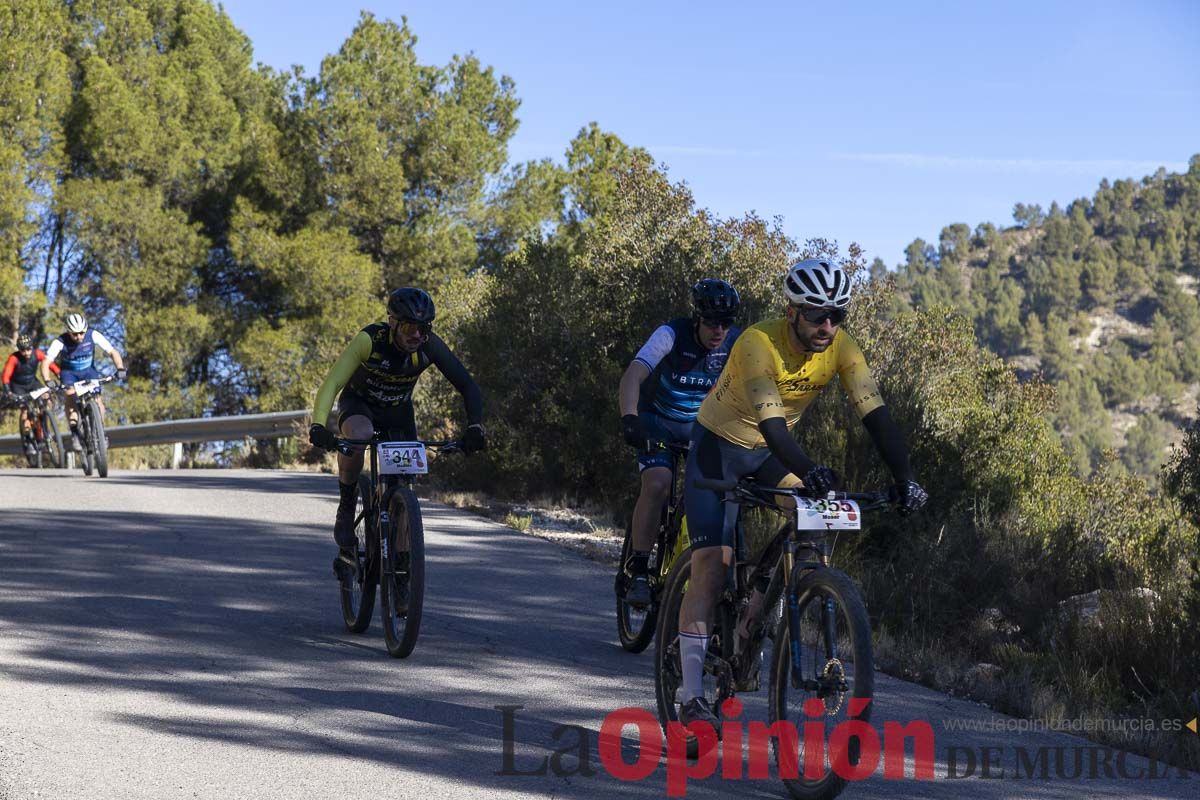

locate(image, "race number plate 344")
(377, 442), (429, 475)
(796, 498), (861, 531)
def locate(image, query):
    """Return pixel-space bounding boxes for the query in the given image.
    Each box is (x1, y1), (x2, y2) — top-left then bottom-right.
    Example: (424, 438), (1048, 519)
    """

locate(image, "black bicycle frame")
(697, 477), (888, 692)
(649, 441), (690, 574)
(339, 434), (457, 570)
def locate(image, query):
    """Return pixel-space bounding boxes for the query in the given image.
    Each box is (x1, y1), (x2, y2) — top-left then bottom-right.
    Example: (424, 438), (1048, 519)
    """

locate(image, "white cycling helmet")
(65, 313), (87, 333)
(783, 258), (851, 308)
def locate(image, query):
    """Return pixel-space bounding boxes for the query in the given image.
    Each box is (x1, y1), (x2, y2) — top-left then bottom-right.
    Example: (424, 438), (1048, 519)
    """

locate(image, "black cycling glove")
(890, 479), (928, 516)
(802, 464), (840, 496)
(309, 423), (338, 451)
(621, 414), (647, 450)
(463, 424), (487, 454)
(115, 368), (128, 381)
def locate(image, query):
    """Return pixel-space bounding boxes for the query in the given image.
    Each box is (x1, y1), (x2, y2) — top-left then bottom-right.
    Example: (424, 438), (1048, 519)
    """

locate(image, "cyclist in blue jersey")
(616, 279), (742, 608)
(41, 313), (127, 449)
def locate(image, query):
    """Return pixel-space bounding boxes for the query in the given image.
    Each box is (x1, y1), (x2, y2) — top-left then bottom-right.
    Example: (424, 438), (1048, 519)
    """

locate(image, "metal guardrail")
(0, 409), (308, 456)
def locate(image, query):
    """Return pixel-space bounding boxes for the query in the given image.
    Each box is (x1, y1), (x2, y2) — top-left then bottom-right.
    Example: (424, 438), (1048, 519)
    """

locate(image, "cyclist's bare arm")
(618, 361), (650, 416)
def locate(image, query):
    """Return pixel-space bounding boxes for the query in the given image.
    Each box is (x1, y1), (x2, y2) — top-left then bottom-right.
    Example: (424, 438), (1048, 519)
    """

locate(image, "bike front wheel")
(767, 568), (874, 800)
(615, 518), (658, 653)
(381, 487), (424, 658)
(87, 402), (108, 477)
(339, 473), (378, 633)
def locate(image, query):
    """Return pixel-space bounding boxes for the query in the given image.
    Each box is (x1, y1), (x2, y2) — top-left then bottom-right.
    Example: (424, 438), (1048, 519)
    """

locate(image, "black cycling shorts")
(683, 425), (794, 550)
(336, 390), (417, 441)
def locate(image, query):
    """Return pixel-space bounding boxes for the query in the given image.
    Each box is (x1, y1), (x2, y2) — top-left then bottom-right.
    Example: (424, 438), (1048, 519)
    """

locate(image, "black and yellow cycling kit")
(312, 322), (482, 437)
(696, 318), (884, 448)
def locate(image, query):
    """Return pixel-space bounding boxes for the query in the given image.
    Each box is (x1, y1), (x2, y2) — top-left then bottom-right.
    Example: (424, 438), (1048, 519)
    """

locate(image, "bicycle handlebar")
(332, 435), (464, 456)
(695, 476), (891, 510)
(49, 374), (117, 393)
(3, 387), (53, 407)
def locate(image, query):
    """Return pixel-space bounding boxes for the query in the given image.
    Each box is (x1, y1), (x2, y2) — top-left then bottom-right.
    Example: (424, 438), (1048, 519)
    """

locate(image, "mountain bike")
(56, 374), (115, 477)
(654, 476), (892, 800)
(5, 387), (64, 468)
(615, 441), (691, 652)
(331, 433), (462, 658)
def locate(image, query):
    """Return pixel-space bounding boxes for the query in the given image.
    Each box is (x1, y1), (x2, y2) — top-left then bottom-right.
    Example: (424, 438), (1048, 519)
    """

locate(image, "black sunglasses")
(796, 306), (847, 326)
(700, 316), (735, 330)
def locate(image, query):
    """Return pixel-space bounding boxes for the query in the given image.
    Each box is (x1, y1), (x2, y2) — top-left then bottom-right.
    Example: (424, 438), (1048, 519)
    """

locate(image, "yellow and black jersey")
(312, 323), (482, 426)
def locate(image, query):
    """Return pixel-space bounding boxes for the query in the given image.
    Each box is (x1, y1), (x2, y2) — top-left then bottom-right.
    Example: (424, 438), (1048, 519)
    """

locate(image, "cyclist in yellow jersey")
(308, 288), (485, 563)
(674, 258), (928, 728)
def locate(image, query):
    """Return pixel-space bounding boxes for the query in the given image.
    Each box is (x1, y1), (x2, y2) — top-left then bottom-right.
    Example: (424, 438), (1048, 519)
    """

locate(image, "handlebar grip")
(695, 477), (736, 492)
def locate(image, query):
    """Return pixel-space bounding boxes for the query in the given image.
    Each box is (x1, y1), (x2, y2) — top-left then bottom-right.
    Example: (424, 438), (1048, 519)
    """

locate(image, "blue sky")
(218, 0), (1199, 267)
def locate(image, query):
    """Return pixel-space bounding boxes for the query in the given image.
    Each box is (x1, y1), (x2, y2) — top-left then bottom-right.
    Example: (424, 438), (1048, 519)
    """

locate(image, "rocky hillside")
(885, 157), (1200, 479)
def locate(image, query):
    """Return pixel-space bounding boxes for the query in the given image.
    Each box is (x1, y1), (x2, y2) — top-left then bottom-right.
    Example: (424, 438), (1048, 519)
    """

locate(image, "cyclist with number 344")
(674, 258), (928, 728)
(308, 288), (487, 567)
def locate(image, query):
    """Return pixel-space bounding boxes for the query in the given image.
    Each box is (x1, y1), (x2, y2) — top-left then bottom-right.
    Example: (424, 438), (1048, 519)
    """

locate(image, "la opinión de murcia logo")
(495, 704), (1196, 796)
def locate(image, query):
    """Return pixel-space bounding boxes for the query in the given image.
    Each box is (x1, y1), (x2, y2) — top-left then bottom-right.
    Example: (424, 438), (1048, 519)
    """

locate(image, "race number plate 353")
(377, 442), (429, 475)
(796, 498), (861, 531)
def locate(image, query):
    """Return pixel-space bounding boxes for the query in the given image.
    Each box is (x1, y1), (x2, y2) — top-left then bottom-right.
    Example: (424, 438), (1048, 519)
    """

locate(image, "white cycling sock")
(679, 630), (709, 703)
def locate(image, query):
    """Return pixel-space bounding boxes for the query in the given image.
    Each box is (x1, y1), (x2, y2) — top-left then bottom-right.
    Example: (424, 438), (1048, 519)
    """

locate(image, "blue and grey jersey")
(634, 318), (741, 423)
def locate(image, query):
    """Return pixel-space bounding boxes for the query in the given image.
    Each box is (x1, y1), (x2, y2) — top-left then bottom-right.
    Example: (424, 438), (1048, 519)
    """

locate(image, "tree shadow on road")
(1, 478), (1194, 799)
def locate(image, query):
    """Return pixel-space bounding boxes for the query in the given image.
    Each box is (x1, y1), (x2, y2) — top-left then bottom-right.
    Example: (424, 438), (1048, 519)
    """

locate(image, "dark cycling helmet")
(387, 287), (436, 323)
(16, 334), (33, 350)
(692, 278), (740, 319)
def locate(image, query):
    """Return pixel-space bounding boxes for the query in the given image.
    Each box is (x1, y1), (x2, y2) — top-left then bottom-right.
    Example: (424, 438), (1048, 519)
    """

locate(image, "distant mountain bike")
(654, 477), (894, 800)
(331, 433), (462, 658)
(55, 374), (115, 477)
(7, 386), (64, 468)
(615, 441), (691, 652)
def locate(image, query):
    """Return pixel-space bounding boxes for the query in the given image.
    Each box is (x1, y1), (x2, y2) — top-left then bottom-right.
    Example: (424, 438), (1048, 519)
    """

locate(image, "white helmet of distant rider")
(65, 313), (87, 334)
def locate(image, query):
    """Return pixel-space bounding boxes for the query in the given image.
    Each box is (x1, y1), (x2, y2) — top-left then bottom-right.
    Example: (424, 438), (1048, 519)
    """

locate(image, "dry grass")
(874, 619), (1200, 772)
(504, 512), (532, 532)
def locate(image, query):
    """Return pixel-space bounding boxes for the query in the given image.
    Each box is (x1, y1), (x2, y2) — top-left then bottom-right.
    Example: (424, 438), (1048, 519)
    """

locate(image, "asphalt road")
(0, 469), (1195, 799)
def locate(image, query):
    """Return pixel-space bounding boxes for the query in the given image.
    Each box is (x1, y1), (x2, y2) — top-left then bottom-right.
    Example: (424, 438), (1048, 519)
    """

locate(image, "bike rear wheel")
(88, 402), (108, 477)
(615, 519), (658, 653)
(381, 487), (425, 658)
(41, 410), (64, 468)
(767, 568), (874, 800)
(339, 473), (377, 632)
